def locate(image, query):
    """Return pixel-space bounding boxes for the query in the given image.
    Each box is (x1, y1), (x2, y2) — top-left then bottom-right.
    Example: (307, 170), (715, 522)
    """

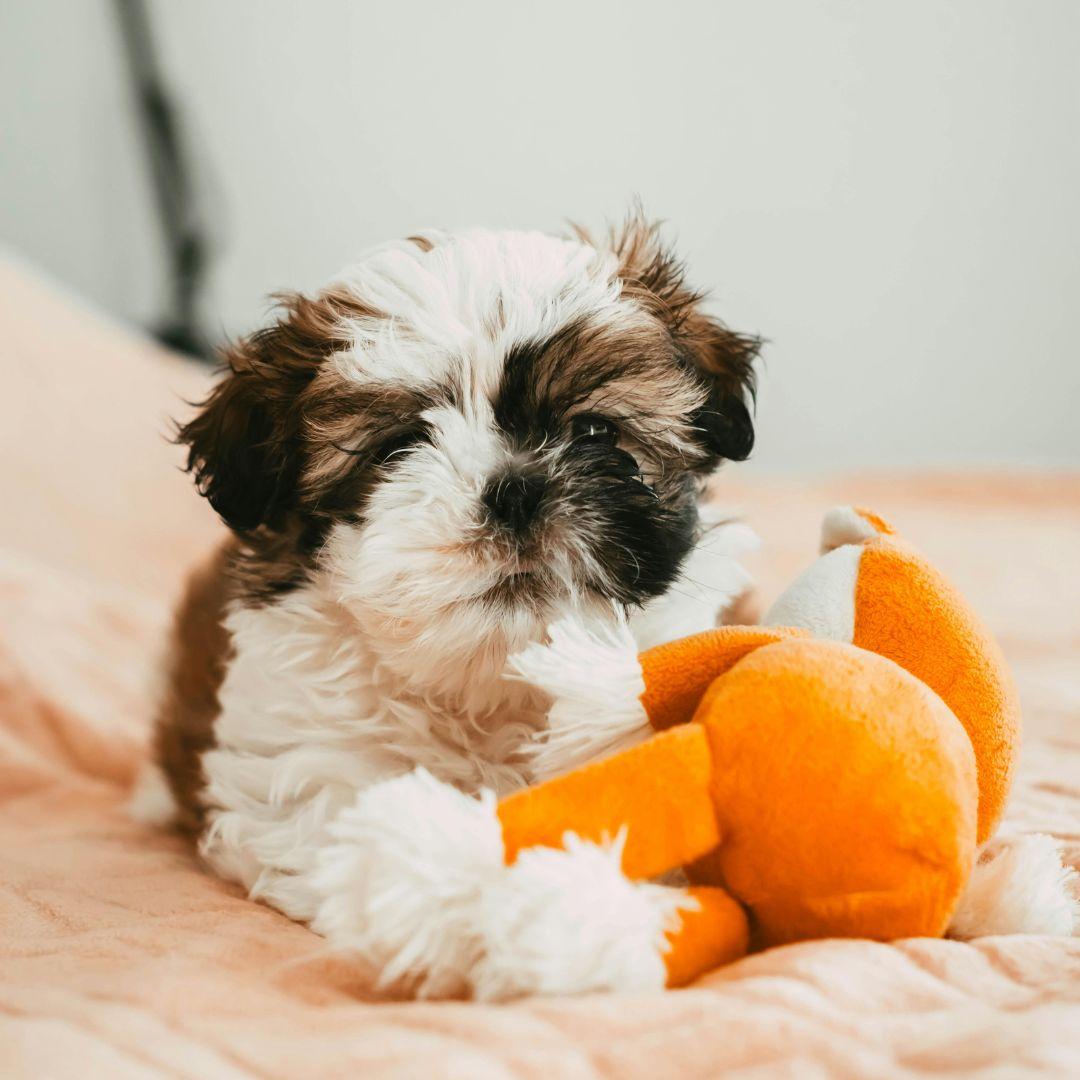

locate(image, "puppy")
(135, 215), (762, 998)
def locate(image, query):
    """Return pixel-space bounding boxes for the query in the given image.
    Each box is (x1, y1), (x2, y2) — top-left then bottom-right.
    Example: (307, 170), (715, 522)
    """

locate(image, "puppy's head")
(180, 215), (759, 687)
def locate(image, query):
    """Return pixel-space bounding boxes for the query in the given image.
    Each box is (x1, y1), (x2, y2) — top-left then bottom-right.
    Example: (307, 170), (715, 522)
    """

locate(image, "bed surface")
(1, 259), (1077, 1078)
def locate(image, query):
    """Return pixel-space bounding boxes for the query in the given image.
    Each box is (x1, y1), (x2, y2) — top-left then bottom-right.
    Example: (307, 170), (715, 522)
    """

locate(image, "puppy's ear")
(605, 211), (761, 465)
(178, 355), (293, 533)
(177, 291), (353, 532)
(679, 312), (759, 463)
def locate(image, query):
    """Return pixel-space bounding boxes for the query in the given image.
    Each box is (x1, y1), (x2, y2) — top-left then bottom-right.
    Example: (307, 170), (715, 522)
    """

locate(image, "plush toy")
(495, 505), (1019, 989)
(322, 507), (1076, 1000)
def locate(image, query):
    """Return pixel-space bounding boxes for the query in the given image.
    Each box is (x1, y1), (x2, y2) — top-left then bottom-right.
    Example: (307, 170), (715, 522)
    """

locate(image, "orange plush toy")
(484, 506), (1024, 994)
(335, 507), (1075, 1001)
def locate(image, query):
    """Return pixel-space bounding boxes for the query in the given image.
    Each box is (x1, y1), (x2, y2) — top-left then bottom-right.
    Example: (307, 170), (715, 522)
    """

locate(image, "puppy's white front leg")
(308, 768), (505, 998)
(305, 767), (693, 1001)
(509, 613), (652, 782)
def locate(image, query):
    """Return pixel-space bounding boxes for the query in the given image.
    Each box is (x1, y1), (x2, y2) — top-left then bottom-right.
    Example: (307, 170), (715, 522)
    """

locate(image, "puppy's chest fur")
(157, 541), (548, 839)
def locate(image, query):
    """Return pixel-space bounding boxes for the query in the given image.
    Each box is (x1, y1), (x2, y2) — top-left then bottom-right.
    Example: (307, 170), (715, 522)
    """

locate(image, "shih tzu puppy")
(134, 214), (762, 999)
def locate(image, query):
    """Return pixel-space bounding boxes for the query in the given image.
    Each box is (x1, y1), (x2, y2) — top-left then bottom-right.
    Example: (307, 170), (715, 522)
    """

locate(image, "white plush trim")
(127, 762), (178, 827)
(508, 612), (650, 781)
(309, 768), (505, 998)
(820, 505), (879, 553)
(948, 833), (1079, 939)
(763, 543), (861, 644)
(470, 830), (692, 1001)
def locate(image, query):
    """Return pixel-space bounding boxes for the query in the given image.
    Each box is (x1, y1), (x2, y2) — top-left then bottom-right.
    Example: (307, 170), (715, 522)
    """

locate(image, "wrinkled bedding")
(1, 258), (1077, 1078)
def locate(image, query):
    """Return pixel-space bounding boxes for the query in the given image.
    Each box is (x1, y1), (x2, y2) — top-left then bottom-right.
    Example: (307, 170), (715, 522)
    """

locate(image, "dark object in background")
(114, 0), (214, 361)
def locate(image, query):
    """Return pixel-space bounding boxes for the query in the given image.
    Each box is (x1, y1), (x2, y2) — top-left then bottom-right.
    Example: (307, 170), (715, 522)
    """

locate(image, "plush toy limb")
(662, 885), (750, 988)
(763, 543), (863, 643)
(765, 505), (894, 638)
(820, 505), (894, 552)
(948, 833), (1079, 938)
(498, 724), (721, 881)
(639, 626), (808, 730)
(853, 538), (1020, 844)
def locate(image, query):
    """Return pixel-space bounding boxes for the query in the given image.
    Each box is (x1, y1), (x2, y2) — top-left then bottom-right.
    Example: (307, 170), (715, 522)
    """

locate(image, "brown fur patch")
(153, 541), (237, 835)
(178, 287), (380, 534)
(300, 377), (438, 503)
(602, 213), (761, 464)
(578, 210), (761, 400)
(176, 286), (388, 603)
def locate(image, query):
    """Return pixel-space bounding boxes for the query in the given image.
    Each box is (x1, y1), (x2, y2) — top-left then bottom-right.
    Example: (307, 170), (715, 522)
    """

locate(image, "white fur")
(764, 542), (861, 643)
(310, 769), (505, 997)
(471, 830), (691, 1001)
(509, 610), (649, 781)
(334, 229), (626, 394)
(196, 574), (547, 923)
(949, 833), (1079, 939)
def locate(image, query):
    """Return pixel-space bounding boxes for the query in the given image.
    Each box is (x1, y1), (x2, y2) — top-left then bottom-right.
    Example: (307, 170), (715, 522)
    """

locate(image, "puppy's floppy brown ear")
(178, 357), (294, 533)
(680, 312), (759, 464)
(177, 291), (350, 532)
(605, 211), (761, 465)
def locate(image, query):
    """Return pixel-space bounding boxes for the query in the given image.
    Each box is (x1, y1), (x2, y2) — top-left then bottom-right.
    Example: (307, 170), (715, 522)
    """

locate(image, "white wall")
(3, 0), (1078, 468)
(1, 0), (165, 327)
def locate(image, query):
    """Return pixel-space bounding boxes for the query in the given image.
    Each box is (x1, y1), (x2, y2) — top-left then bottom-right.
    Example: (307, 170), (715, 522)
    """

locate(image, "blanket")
(1, 257), (1077, 1078)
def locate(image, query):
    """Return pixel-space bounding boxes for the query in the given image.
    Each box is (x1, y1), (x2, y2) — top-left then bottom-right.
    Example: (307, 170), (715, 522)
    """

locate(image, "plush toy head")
(685, 635), (979, 948)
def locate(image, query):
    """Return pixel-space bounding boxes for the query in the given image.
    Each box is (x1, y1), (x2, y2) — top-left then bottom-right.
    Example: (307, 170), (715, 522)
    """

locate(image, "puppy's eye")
(334, 425), (427, 467)
(374, 427), (426, 465)
(571, 414), (618, 445)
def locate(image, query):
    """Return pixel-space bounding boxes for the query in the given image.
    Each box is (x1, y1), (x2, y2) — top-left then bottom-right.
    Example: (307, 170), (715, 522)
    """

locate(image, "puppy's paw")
(310, 768), (503, 998)
(509, 613), (650, 781)
(470, 830), (689, 1001)
(949, 833), (1079, 939)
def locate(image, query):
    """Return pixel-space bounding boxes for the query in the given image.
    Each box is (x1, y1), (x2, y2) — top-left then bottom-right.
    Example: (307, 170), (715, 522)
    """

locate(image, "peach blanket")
(1, 259), (1077, 1078)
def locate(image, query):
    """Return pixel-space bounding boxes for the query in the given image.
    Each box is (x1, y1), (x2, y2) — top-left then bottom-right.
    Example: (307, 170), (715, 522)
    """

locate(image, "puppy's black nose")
(483, 471), (547, 532)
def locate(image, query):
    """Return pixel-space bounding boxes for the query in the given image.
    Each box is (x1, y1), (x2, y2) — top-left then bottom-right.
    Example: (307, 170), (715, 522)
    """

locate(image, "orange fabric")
(663, 886), (749, 988)
(693, 639), (978, 947)
(854, 539), (1021, 843)
(497, 724), (720, 880)
(639, 626), (807, 730)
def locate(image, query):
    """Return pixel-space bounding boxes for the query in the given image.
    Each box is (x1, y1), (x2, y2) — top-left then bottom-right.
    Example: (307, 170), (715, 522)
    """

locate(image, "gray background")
(3, 0), (1077, 469)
